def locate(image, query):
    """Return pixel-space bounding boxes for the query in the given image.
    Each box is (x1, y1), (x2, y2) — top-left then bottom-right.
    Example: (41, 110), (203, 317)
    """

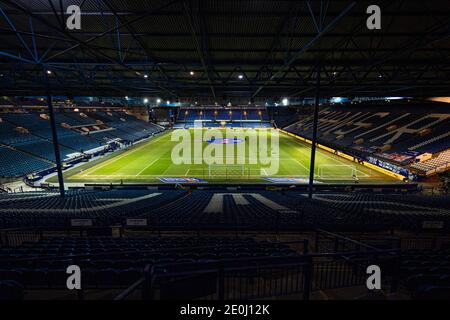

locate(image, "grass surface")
(49, 129), (395, 184)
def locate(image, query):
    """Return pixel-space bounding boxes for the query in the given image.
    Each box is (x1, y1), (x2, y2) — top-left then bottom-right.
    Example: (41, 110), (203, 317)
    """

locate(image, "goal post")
(193, 120), (203, 129)
(317, 164), (358, 180)
(208, 164), (247, 179)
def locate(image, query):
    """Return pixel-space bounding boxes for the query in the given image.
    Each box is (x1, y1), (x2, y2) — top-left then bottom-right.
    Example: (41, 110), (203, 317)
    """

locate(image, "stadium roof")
(0, 0), (449, 101)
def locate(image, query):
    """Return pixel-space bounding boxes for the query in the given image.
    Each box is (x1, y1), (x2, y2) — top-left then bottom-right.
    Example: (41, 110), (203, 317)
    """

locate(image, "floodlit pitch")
(49, 129), (395, 184)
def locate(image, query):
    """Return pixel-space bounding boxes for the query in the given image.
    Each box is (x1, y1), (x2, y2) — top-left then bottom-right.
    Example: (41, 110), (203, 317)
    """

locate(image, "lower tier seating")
(0, 190), (448, 231)
(0, 147), (52, 177)
(0, 237), (297, 289)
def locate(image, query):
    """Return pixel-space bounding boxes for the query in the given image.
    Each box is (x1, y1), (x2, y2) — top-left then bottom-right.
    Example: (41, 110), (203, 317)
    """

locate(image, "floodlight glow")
(331, 97), (344, 103)
(282, 98), (289, 106)
(385, 97), (406, 100)
(143, 98), (149, 103)
(156, 98), (161, 104)
(190, 71), (195, 75)
(238, 74), (243, 79)
(46, 70), (52, 75)
(144, 74), (148, 78)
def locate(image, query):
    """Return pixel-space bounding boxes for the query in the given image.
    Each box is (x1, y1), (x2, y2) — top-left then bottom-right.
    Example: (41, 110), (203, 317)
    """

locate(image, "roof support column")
(308, 66), (321, 199)
(45, 69), (65, 197)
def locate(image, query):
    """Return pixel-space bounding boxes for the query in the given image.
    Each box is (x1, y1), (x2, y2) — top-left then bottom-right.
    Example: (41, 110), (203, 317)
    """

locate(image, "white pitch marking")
(84, 133), (167, 176)
(293, 159), (310, 172)
(316, 151), (370, 177)
(136, 158), (159, 176)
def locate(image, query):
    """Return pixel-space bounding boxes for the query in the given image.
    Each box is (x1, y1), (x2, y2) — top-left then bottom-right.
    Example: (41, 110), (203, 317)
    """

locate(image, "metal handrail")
(316, 228), (384, 252)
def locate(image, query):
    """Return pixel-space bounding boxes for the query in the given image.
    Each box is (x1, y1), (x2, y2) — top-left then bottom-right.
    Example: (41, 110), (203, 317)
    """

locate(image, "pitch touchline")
(84, 133), (168, 176)
(72, 174), (352, 179)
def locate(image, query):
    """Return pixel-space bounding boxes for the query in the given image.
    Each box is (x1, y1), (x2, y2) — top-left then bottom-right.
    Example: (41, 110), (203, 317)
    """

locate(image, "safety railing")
(138, 250), (398, 300)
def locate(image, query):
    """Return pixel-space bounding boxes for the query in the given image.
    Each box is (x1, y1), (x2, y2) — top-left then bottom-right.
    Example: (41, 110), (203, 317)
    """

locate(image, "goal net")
(194, 120), (203, 128)
(317, 164), (358, 180)
(208, 164), (246, 178)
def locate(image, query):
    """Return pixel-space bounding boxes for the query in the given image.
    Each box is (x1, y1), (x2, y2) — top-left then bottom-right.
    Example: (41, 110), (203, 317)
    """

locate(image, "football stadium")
(51, 128), (391, 184)
(0, 0), (449, 304)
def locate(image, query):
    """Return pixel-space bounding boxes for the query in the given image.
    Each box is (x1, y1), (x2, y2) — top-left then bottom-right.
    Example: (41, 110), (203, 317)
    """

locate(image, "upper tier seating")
(87, 112), (163, 142)
(2, 113), (56, 138)
(57, 112), (97, 126)
(0, 117), (75, 160)
(0, 112), (165, 176)
(284, 108), (450, 166)
(56, 132), (102, 152)
(272, 108), (302, 127)
(13, 140), (74, 162)
(2, 113), (102, 154)
(0, 121), (37, 145)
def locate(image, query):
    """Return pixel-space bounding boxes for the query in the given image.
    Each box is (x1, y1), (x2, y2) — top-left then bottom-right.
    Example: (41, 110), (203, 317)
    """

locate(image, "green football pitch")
(49, 129), (396, 184)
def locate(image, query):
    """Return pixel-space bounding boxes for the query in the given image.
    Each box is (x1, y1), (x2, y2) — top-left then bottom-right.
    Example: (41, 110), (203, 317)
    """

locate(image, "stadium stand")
(0, 111), (164, 177)
(1, 226), (449, 300)
(411, 150), (450, 175)
(283, 105), (450, 178)
(1, 113), (101, 156)
(285, 107), (450, 157)
(0, 116), (75, 161)
(176, 107), (272, 128)
(0, 189), (187, 228)
(0, 237), (297, 290)
(0, 189), (448, 231)
(57, 112), (97, 126)
(272, 108), (302, 128)
(87, 111), (163, 142)
(0, 146), (52, 178)
(2, 0), (450, 303)
(402, 249), (450, 299)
